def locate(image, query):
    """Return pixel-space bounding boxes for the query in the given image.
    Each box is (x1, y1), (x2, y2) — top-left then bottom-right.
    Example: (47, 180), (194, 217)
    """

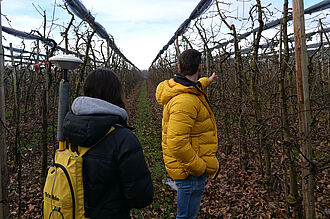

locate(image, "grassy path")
(133, 80), (176, 218)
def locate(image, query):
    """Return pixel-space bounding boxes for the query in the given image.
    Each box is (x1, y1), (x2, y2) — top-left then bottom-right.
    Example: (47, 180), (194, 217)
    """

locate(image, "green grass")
(133, 81), (176, 218)
(5, 107), (32, 119)
(5, 110), (13, 118)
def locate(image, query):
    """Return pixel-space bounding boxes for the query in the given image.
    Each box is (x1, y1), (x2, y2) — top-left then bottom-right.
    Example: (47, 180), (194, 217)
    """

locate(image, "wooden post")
(0, 1), (9, 218)
(10, 43), (23, 218)
(292, 0), (315, 218)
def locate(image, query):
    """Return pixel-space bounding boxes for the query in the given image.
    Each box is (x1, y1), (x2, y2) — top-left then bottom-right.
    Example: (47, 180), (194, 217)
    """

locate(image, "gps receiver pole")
(49, 54), (82, 150)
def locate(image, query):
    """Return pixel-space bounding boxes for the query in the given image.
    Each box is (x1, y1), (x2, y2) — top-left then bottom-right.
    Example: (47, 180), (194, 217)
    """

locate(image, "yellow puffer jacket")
(155, 75), (219, 180)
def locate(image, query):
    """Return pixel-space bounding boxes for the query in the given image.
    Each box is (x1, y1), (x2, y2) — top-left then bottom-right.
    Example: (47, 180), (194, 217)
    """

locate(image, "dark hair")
(179, 49), (202, 76)
(83, 68), (125, 109)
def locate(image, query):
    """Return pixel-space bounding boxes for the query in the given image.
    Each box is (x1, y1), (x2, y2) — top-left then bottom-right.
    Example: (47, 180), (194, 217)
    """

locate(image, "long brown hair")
(83, 68), (125, 109)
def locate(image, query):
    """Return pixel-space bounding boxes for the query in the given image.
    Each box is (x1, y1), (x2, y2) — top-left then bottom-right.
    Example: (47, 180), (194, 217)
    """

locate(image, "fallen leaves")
(7, 79), (330, 219)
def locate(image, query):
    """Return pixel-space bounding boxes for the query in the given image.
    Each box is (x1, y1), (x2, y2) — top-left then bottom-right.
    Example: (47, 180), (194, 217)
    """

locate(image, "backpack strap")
(78, 126), (115, 157)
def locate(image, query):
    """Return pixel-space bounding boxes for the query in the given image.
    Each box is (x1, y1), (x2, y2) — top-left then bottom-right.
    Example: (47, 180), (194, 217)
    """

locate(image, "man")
(156, 49), (219, 219)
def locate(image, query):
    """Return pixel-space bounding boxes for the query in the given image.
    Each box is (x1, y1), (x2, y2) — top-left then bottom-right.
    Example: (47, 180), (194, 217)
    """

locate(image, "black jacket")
(63, 96), (153, 219)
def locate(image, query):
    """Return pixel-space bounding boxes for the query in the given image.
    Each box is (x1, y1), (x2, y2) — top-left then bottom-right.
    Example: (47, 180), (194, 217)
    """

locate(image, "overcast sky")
(1, 0), (325, 70)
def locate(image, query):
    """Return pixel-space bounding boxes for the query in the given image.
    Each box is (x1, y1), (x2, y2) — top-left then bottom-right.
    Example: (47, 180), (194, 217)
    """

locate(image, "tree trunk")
(319, 21), (330, 130)
(175, 36), (180, 68)
(250, 0), (271, 180)
(215, 1), (248, 168)
(279, 1), (302, 217)
(232, 26), (248, 170)
(75, 29), (96, 98)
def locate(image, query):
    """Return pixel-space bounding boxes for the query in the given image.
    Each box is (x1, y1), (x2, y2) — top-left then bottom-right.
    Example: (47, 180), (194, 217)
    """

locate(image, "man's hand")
(208, 72), (218, 84)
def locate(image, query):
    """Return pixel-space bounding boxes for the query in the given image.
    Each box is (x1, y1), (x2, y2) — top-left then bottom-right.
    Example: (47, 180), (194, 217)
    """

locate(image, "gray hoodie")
(71, 96), (128, 121)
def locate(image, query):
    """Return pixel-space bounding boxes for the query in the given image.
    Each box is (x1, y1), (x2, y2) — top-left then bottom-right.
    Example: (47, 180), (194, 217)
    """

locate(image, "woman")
(63, 68), (153, 218)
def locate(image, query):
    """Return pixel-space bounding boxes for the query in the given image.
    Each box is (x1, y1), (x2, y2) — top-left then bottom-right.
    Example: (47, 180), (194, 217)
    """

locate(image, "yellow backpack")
(43, 127), (115, 219)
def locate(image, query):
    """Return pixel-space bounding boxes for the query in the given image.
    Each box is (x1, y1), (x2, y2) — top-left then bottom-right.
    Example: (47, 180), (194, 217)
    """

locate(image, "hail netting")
(1, 1), (139, 70)
(63, 0), (139, 70)
(2, 26), (43, 41)
(2, 26), (84, 58)
(150, 0), (330, 68)
(210, 0), (330, 51)
(228, 27), (330, 56)
(64, 0), (109, 40)
(151, 0), (215, 66)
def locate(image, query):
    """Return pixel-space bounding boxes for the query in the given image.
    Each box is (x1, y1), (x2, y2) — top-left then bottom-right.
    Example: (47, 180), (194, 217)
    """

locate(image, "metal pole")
(0, 0), (9, 217)
(57, 69), (70, 150)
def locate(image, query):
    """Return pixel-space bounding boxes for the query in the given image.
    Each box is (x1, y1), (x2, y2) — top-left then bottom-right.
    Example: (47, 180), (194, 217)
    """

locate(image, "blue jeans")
(175, 173), (206, 219)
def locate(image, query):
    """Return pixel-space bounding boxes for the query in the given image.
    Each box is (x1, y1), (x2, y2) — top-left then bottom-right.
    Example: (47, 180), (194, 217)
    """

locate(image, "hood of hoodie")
(156, 73), (202, 106)
(63, 96), (128, 148)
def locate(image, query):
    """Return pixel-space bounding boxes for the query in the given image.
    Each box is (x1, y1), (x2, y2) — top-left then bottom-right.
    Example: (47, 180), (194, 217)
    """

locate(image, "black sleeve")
(116, 129), (153, 209)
